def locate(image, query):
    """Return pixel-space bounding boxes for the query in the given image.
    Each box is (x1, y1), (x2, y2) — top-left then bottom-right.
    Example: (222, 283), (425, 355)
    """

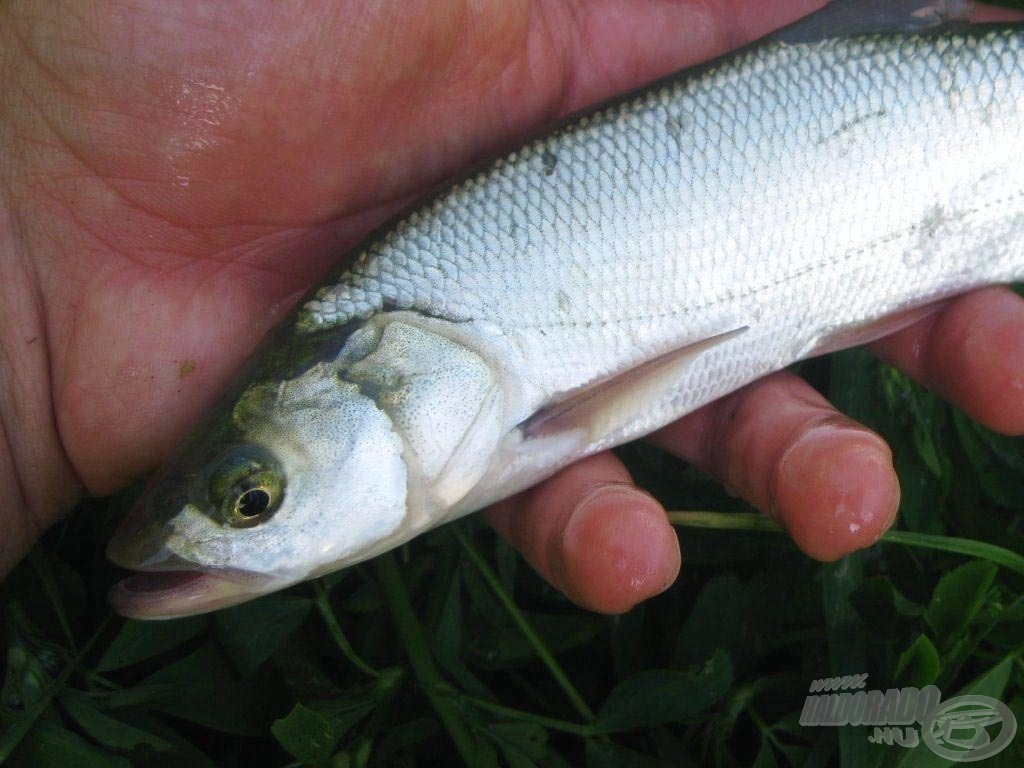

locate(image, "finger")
(870, 287), (1024, 436)
(974, 5), (1024, 23)
(485, 452), (680, 614)
(650, 372), (900, 561)
(547, 0), (827, 112)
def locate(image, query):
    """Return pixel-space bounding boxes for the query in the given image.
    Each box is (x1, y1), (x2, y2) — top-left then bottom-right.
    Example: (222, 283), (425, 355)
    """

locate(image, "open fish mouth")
(108, 564), (275, 619)
(108, 519), (276, 618)
(106, 476), (278, 618)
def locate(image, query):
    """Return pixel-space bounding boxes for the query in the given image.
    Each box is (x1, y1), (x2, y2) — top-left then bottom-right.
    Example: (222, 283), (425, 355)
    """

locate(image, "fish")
(107, 0), (1024, 618)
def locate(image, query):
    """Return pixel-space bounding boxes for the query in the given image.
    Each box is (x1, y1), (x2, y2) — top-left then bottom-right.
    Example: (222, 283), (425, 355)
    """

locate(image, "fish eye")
(236, 488), (271, 518)
(208, 448), (284, 528)
(227, 480), (279, 527)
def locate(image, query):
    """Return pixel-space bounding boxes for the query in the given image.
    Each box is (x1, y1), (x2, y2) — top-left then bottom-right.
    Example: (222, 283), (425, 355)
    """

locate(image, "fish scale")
(304, 30), (1024, 426)
(107, 20), (1024, 618)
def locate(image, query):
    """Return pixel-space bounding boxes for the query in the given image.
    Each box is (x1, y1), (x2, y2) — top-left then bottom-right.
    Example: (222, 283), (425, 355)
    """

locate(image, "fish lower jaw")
(108, 567), (281, 620)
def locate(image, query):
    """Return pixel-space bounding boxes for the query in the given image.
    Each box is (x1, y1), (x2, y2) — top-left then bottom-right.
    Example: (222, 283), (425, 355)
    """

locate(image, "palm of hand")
(5, 1), (804, 487)
(3, 0), (1023, 612)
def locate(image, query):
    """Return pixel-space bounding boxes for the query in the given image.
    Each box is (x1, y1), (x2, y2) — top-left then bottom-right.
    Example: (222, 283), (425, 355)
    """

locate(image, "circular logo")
(921, 695), (1017, 762)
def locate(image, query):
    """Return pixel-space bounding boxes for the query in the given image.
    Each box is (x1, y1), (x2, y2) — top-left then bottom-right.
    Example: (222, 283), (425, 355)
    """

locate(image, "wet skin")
(2, 0), (1024, 614)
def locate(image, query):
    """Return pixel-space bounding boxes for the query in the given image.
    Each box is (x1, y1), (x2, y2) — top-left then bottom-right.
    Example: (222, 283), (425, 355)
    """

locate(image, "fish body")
(108, 18), (1024, 617)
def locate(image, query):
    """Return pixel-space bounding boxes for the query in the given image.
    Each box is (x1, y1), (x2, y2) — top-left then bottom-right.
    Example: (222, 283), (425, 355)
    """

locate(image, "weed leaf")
(271, 703), (336, 766)
(215, 594), (313, 676)
(594, 650), (732, 732)
(925, 561), (997, 640)
(97, 618), (206, 672)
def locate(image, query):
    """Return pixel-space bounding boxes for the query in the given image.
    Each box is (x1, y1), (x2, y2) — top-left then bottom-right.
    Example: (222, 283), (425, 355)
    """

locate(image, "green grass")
(1, 346), (1023, 767)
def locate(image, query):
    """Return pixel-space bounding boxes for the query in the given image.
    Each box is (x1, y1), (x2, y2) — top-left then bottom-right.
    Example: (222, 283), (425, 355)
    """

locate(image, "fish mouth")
(107, 493), (276, 619)
(108, 563), (274, 620)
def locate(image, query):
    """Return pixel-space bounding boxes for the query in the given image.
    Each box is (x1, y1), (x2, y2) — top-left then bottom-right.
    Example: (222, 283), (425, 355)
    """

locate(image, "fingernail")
(561, 486), (680, 613)
(775, 426), (900, 561)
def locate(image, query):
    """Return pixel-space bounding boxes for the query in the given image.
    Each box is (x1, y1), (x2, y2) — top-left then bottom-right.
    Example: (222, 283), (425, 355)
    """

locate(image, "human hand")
(2, 0), (1022, 613)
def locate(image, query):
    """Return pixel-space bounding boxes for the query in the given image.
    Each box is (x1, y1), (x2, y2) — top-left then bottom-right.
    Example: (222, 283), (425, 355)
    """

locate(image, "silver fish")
(107, 2), (1024, 617)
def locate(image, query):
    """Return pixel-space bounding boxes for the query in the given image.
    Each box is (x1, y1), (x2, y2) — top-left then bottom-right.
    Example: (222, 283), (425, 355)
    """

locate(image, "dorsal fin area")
(775, 0), (977, 43)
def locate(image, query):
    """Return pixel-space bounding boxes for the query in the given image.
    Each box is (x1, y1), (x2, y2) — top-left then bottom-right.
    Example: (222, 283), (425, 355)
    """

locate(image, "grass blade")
(0, 616), (111, 761)
(372, 553), (478, 766)
(312, 580), (380, 678)
(668, 511), (1024, 576)
(454, 526), (596, 722)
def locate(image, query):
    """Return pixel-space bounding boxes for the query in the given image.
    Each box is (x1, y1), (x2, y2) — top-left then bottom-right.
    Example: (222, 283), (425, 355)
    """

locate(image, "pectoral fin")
(521, 327), (747, 441)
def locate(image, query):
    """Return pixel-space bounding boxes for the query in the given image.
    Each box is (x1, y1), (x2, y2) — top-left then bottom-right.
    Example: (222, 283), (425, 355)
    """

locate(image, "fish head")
(107, 358), (408, 619)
